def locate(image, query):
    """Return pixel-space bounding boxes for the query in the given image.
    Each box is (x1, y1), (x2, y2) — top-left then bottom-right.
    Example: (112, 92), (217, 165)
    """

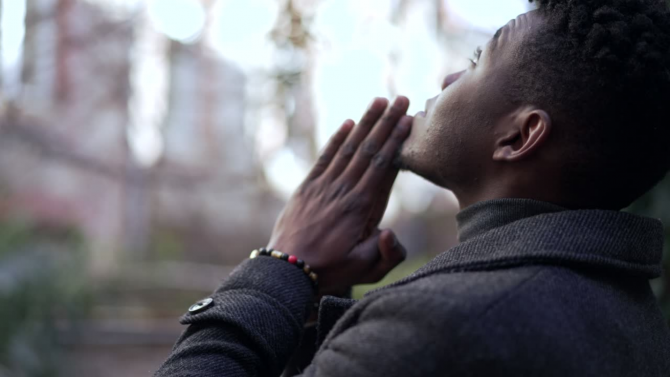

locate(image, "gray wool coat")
(154, 199), (670, 376)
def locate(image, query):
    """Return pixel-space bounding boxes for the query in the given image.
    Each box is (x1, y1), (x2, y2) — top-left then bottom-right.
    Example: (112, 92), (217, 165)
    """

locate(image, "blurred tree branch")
(268, 0), (318, 162)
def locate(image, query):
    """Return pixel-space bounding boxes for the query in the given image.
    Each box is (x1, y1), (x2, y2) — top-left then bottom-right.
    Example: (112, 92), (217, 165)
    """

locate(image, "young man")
(156, 0), (670, 376)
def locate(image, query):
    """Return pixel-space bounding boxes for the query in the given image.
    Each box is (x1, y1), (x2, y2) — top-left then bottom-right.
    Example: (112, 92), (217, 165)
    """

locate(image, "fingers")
(337, 97), (410, 184)
(305, 119), (354, 181)
(358, 168), (397, 242)
(365, 168), (399, 229)
(371, 230), (407, 282)
(356, 115), (412, 191)
(322, 98), (388, 181)
(350, 229), (407, 285)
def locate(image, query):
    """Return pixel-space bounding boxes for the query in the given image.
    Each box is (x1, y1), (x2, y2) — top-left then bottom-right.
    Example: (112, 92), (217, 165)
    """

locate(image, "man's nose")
(441, 70), (466, 90)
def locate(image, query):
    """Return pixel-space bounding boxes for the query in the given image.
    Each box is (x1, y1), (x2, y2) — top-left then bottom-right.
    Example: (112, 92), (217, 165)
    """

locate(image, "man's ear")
(493, 109), (552, 162)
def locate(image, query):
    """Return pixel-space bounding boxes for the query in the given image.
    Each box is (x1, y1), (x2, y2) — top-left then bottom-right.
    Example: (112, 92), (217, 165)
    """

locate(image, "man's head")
(399, 0), (670, 210)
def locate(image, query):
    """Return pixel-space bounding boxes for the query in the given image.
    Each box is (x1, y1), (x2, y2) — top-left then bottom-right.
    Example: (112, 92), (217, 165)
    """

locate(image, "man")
(155, 0), (670, 376)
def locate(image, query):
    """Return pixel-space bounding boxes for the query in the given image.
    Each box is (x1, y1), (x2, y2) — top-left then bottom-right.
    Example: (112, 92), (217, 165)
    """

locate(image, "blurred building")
(0, 0), (283, 277)
(1, 0), (133, 273)
(154, 39), (281, 267)
(0, 1), (288, 373)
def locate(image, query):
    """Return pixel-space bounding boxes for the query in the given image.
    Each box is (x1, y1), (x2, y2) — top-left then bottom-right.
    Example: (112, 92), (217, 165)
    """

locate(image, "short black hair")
(511, 0), (670, 209)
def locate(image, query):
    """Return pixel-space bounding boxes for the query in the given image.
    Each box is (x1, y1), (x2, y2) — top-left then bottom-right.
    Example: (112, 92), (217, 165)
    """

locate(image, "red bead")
(288, 255), (298, 264)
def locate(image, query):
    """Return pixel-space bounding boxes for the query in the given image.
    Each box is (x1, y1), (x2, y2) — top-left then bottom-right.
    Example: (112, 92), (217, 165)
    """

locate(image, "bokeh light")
(148, 0), (206, 43)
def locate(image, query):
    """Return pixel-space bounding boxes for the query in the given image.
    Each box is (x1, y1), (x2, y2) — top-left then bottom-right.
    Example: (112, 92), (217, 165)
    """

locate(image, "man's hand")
(268, 97), (413, 294)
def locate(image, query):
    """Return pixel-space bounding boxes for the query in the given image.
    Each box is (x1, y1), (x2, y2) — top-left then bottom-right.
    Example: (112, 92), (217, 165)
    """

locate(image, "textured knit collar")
(371, 199), (665, 295)
(457, 198), (568, 243)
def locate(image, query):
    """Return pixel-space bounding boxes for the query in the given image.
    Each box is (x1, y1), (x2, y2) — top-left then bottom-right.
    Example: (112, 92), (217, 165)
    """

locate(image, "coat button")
(189, 297), (214, 313)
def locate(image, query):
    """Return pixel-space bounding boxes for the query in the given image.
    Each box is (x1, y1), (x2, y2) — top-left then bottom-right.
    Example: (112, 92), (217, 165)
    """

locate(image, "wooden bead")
(251, 248), (318, 288)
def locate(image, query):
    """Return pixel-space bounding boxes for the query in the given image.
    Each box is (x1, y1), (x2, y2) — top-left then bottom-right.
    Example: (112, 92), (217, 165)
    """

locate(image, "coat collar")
(456, 198), (568, 243)
(371, 199), (665, 294)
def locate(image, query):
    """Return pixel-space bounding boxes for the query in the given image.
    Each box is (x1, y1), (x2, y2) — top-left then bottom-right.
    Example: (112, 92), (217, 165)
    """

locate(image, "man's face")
(399, 11), (541, 193)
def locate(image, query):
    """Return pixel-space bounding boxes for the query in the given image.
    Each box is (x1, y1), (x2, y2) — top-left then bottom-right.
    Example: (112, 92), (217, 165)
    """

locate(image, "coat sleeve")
(153, 256), (316, 377)
(155, 258), (460, 377)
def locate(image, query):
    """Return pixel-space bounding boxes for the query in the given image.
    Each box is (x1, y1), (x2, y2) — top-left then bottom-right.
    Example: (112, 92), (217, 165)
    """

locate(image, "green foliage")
(353, 257), (430, 299)
(627, 175), (670, 323)
(151, 228), (186, 260)
(0, 219), (91, 376)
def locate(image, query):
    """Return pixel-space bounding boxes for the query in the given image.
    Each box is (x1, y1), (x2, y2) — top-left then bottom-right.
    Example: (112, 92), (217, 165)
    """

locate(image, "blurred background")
(0, 0), (667, 375)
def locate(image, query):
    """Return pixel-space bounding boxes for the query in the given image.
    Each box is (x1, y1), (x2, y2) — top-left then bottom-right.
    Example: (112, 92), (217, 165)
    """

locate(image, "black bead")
(296, 260), (305, 268)
(260, 248), (269, 256)
(280, 253), (289, 261)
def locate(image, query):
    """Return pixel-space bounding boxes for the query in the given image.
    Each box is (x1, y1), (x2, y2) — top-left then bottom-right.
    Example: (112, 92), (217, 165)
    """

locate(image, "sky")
(1, 0), (26, 98)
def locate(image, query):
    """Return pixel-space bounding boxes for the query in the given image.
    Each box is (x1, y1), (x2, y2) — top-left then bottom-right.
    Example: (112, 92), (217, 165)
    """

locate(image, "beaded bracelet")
(250, 248), (319, 289)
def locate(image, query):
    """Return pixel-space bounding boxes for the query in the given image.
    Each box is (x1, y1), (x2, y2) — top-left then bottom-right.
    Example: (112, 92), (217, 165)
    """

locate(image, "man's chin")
(396, 142), (449, 191)
(395, 142), (419, 172)
(396, 114), (428, 170)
